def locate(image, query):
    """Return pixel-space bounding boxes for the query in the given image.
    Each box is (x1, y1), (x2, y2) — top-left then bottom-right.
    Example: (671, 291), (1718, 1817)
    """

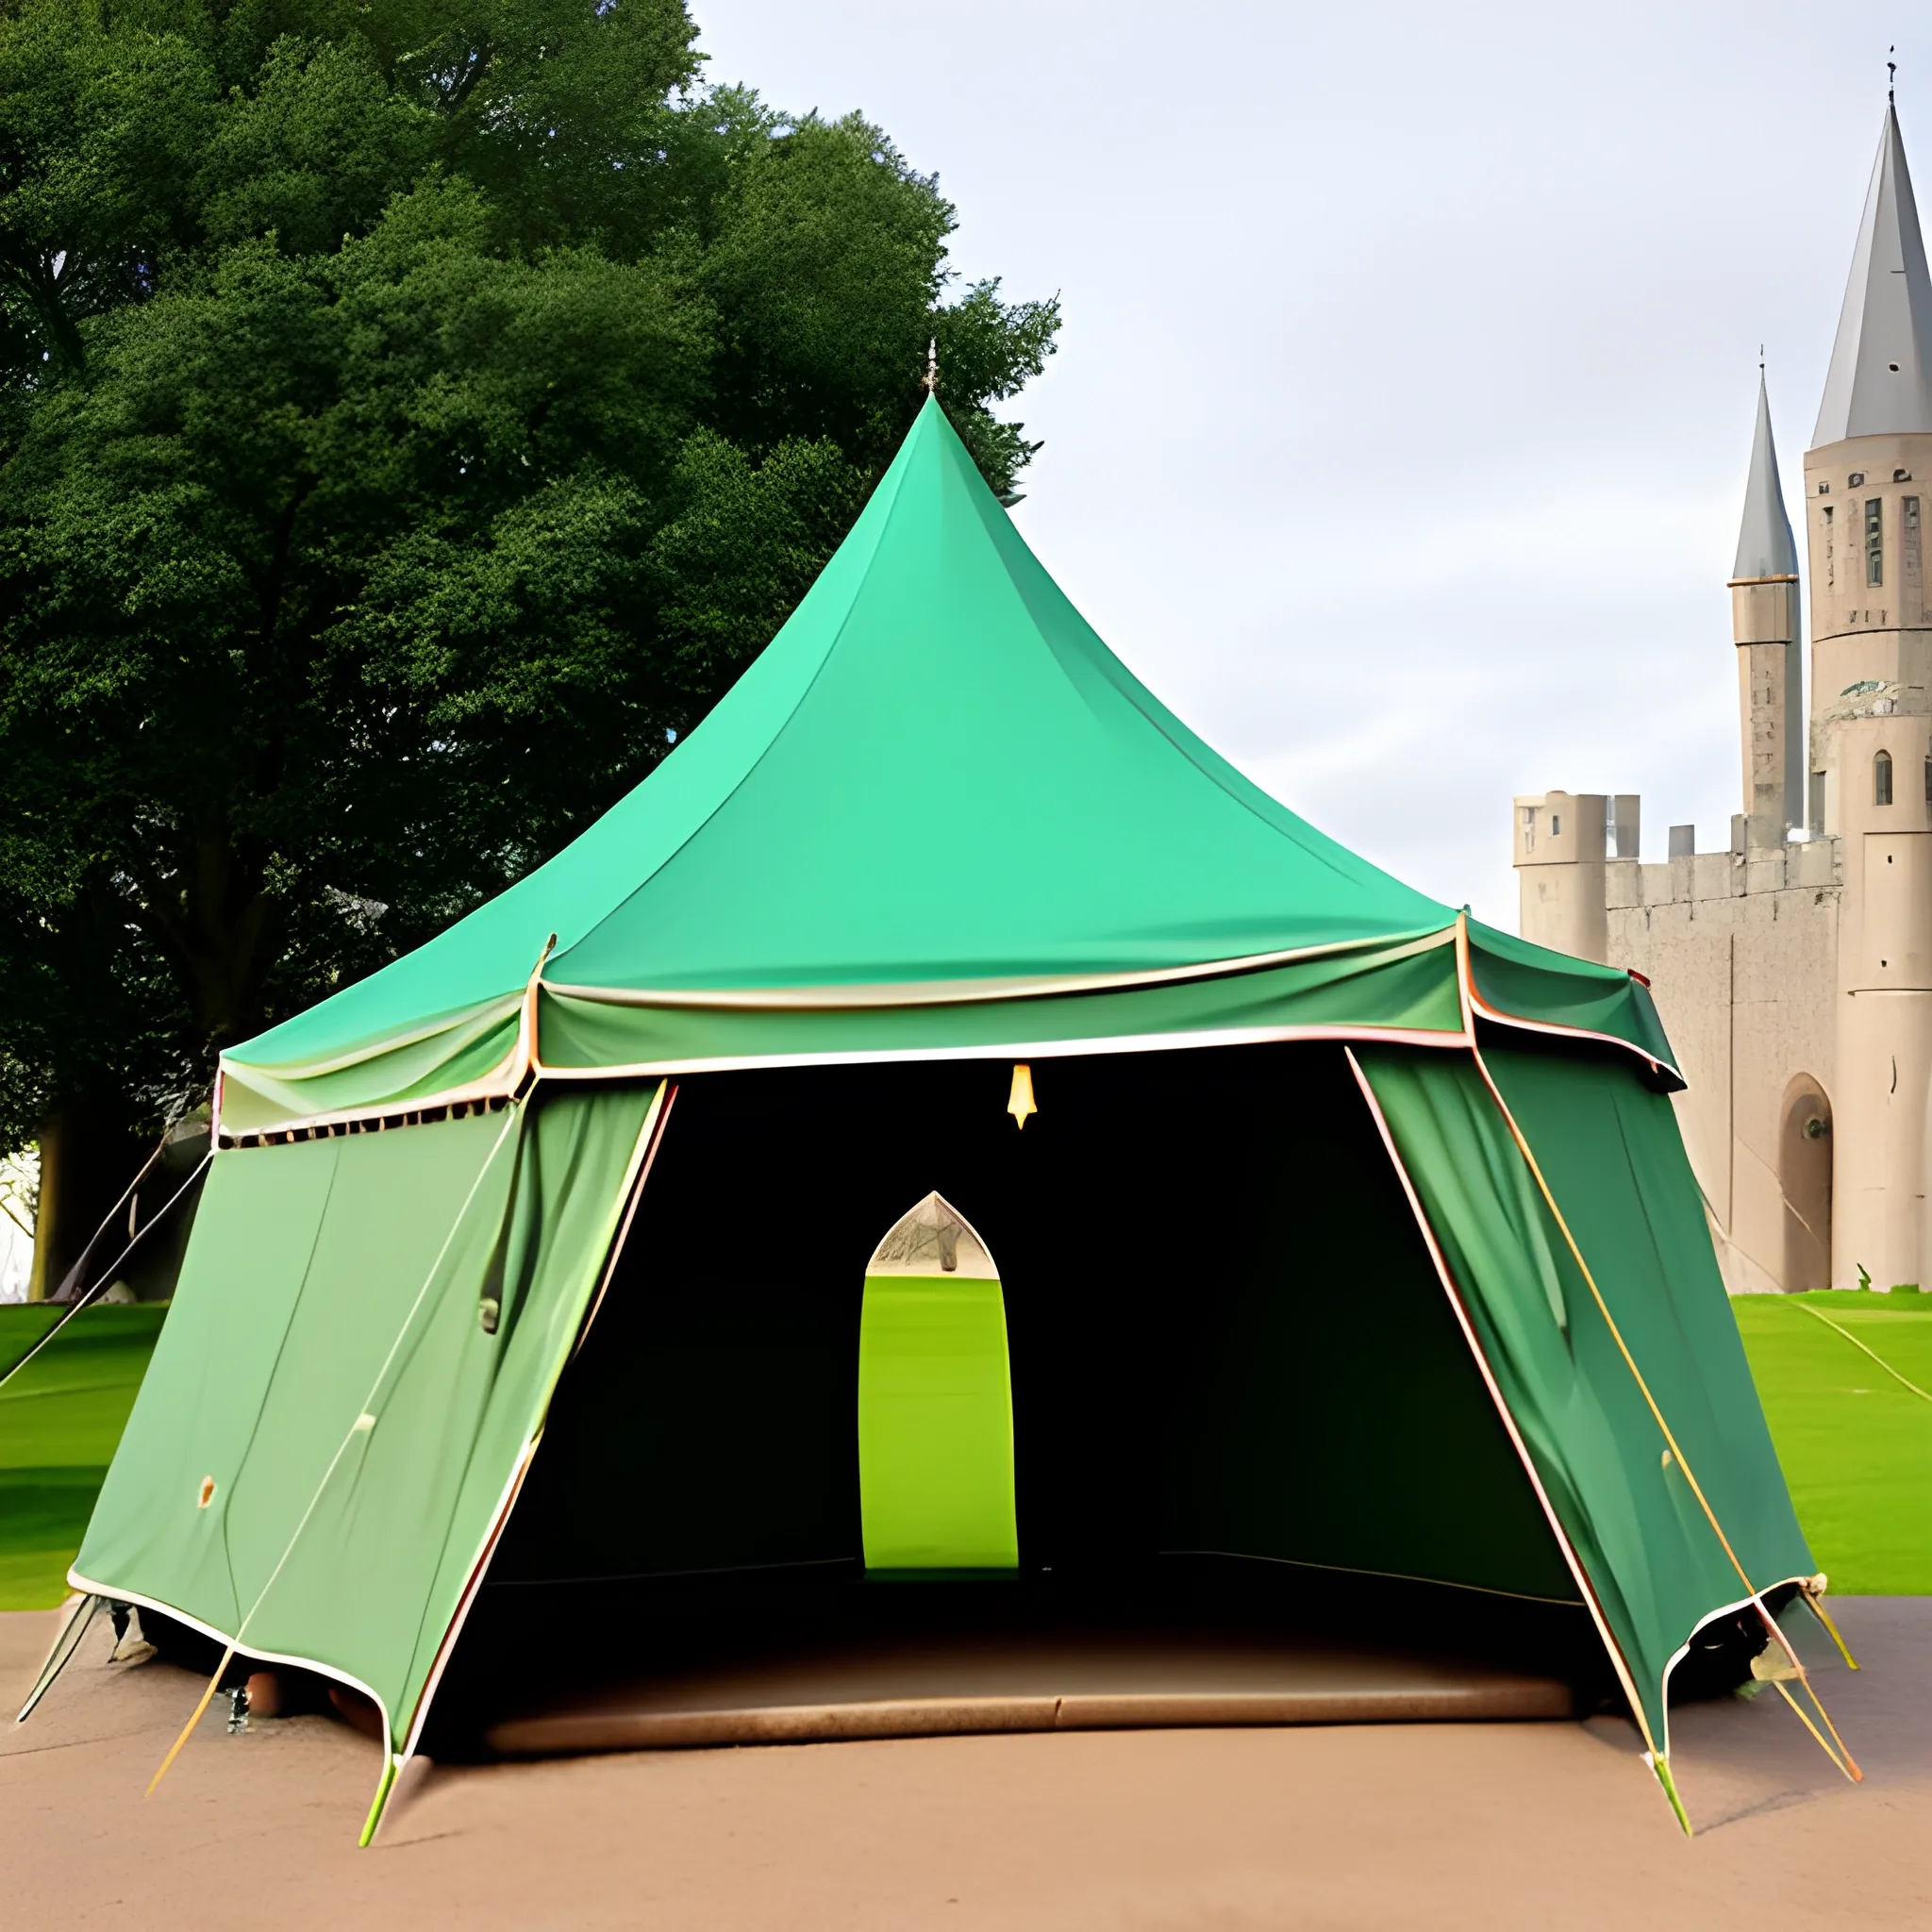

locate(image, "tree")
(0, 0), (1058, 1294)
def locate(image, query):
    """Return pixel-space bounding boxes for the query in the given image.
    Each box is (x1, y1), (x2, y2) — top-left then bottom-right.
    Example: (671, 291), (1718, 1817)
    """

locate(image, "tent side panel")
(173, 1090), (658, 1751)
(1356, 1045), (1755, 1748)
(72, 1139), (344, 1633)
(77, 1089), (661, 1755)
(396, 1081), (664, 1743)
(1478, 1042), (1813, 1599)
(215, 1110), (528, 1652)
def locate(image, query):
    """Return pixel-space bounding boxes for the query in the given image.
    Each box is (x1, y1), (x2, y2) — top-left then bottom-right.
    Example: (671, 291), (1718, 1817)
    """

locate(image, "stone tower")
(1806, 98), (1932, 1292)
(1510, 790), (1608, 958)
(1731, 373), (1803, 846)
(1509, 98), (1932, 1292)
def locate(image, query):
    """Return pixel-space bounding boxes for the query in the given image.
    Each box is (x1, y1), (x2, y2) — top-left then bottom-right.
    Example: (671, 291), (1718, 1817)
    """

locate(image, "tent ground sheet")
(429, 1565), (1590, 1757)
(481, 1628), (1574, 1755)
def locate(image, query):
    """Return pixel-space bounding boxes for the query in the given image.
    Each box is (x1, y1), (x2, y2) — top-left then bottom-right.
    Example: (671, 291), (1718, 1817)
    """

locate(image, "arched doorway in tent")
(1779, 1075), (1833, 1291)
(858, 1193), (1018, 1574)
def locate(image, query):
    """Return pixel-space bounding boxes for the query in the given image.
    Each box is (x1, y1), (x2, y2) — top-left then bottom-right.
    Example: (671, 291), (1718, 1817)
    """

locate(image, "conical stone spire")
(1813, 103), (1932, 444)
(1734, 373), (1798, 579)
(1731, 373), (1802, 841)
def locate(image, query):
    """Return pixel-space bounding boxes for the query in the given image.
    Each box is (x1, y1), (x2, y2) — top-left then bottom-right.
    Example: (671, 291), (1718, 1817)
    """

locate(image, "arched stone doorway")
(1779, 1076), (1833, 1291)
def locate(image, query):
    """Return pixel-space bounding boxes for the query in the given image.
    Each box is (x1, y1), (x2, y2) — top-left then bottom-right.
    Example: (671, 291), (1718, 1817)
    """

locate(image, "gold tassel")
(1007, 1063), (1036, 1129)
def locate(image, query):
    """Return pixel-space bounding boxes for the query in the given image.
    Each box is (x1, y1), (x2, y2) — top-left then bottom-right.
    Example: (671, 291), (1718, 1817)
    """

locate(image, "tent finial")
(922, 337), (938, 395)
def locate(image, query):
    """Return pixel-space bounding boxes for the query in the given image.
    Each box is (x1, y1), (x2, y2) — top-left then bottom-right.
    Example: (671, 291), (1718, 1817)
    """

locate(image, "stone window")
(1907, 497), (1922, 593)
(1823, 504), (1834, 590)
(1875, 749), (1894, 806)
(1867, 498), (1884, 587)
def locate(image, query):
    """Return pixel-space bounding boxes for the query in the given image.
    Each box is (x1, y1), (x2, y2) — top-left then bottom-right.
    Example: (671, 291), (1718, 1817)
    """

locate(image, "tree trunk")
(28, 1101), (146, 1303)
(132, 825), (278, 1059)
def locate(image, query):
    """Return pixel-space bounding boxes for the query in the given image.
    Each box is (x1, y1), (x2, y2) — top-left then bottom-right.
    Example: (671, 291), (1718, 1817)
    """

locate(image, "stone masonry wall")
(1604, 838), (1840, 1292)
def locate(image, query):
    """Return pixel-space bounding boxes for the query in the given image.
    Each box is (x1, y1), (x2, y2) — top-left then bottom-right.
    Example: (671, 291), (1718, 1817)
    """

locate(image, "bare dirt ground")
(3, 1598), (1928, 1929)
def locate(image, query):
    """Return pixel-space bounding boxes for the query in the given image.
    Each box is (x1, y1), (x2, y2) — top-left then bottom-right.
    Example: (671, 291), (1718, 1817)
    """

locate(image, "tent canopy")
(218, 399), (1673, 1136)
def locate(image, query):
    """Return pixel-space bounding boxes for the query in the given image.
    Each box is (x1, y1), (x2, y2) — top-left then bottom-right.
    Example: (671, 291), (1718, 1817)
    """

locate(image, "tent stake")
(1646, 1752), (1692, 1836)
(14, 1594), (102, 1724)
(358, 1753), (401, 1847)
(1802, 1584), (1859, 1671)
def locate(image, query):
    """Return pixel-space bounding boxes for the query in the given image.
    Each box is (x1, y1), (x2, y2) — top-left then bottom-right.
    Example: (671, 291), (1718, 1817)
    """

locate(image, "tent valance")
(216, 924), (1678, 1139)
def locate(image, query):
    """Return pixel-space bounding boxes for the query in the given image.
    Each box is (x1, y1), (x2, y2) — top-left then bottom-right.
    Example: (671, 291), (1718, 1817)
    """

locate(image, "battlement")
(1607, 834), (1840, 911)
(1513, 786), (1840, 967)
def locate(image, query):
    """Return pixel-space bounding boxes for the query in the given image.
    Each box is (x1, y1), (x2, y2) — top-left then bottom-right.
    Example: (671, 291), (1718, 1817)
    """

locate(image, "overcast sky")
(688, 3), (1925, 927)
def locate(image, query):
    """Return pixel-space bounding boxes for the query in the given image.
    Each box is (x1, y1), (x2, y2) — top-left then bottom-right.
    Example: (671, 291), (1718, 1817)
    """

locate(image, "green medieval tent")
(55, 397), (1844, 1835)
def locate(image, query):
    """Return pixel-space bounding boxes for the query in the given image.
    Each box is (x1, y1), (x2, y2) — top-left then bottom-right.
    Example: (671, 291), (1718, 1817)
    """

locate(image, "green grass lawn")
(0, 1304), (167, 1610)
(0, 1288), (1924, 1616)
(1730, 1290), (1932, 1594)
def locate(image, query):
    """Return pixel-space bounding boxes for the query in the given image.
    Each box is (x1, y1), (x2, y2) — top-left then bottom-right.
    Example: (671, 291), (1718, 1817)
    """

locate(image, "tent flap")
(1467, 922), (1679, 1079)
(218, 995), (524, 1136)
(73, 1083), (662, 1751)
(1354, 1041), (1810, 1750)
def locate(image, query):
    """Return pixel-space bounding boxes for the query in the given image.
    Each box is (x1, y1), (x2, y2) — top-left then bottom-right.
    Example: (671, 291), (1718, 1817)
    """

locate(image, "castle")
(1513, 98), (1932, 1295)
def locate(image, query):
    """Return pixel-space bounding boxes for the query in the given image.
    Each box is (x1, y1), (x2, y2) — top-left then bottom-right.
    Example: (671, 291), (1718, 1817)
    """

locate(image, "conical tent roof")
(221, 400), (1671, 1134)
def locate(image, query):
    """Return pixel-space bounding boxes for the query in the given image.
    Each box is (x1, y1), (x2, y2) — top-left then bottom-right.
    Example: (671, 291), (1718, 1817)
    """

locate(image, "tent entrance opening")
(428, 1042), (1608, 1748)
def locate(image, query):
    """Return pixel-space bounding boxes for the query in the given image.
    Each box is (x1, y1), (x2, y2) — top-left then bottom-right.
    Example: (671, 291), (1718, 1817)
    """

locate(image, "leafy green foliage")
(0, 0), (1058, 1162)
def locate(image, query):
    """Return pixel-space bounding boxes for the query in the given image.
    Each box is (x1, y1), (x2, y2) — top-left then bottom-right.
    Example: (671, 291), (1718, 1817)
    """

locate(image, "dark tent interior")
(410, 1043), (1634, 1751)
